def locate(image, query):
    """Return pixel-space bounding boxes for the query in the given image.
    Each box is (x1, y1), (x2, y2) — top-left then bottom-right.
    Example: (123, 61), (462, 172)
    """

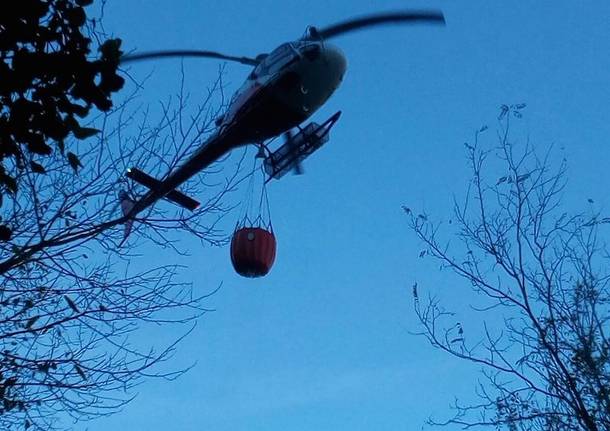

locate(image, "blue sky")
(80, 1), (610, 430)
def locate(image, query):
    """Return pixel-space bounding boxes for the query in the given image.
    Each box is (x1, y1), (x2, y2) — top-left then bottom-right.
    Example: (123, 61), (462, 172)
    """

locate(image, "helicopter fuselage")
(127, 40), (347, 216)
(121, 9), (445, 242)
(218, 40), (347, 143)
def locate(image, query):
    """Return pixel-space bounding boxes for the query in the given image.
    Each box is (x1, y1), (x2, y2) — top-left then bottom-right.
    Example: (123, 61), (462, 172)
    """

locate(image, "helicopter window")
(265, 44), (293, 65)
(252, 43), (297, 79)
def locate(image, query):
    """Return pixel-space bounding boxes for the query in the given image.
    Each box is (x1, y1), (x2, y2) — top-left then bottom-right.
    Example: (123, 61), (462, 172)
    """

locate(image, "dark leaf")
(72, 126), (100, 140)
(64, 295), (79, 313)
(100, 38), (123, 62)
(26, 136), (52, 155)
(3, 399), (14, 411)
(36, 362), (50, 374)
(67, 152), (82, 172)
(74, 364), (86, 380)
(65, 6), (86, 27)
(26, 315), (39, 329)
(496, 176), (507, 185)
(2, 175), (17, 194)
(0, 225), (12, 241)
(30, 161), (46, 174)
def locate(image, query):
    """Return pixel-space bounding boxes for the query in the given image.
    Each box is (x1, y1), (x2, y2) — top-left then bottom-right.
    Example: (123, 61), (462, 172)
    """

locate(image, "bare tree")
(0, 69), (241, 430)
(406, 105), (610, 431)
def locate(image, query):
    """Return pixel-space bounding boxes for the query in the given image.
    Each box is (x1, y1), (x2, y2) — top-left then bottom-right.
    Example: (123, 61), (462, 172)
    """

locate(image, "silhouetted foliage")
(0, 0), (124, 239)
(407, 106), (610, 431)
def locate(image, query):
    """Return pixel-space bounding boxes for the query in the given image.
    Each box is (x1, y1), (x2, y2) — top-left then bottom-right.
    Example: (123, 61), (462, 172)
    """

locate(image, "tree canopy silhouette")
(0, 0), (124, 240)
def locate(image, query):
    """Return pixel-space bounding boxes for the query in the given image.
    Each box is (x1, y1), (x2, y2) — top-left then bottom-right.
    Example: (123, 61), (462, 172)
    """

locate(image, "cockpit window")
(249, 43), (297, 81)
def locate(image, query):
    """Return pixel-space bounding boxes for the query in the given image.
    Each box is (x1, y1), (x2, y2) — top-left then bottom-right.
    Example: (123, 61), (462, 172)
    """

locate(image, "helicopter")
(119, 10), (445, 222)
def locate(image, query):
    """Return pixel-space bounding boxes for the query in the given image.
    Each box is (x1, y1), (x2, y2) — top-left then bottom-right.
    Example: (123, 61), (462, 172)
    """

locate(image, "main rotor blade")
(309, 10), (445, 40)
(120, 50), (259, 66)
